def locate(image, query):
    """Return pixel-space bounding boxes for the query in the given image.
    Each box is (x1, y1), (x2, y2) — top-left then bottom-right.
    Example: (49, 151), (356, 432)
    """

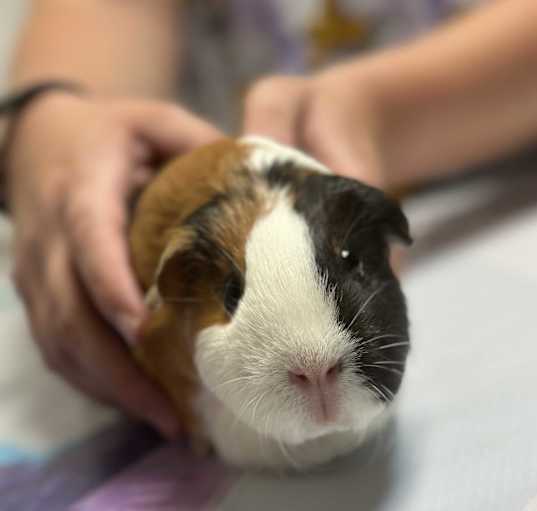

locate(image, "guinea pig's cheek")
(194, 324), (236, 391)
(346, 385), (387, 432)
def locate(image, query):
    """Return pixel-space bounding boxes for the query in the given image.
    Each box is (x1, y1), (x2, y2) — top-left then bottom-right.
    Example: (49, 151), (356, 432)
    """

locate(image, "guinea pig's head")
(155, 156), (411, 447)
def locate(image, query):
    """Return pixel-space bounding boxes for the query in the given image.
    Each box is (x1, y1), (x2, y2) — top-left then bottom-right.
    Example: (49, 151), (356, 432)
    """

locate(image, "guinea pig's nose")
(288, 362), (343, 422)
(288, 361), (343, 390)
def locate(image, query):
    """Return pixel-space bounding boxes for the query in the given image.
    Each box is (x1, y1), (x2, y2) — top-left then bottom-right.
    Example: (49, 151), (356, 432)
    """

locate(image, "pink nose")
(288, 362), (342, 388)
(288, 362), (343, 422)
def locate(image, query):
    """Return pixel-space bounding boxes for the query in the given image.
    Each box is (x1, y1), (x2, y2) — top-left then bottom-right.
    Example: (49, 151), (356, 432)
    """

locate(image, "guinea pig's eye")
(223, 273), (244, 316)
(338, 246), (360, 269)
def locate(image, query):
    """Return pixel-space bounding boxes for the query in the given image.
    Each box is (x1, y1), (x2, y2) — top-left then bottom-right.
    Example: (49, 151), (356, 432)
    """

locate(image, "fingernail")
(116, 314), (142, 345)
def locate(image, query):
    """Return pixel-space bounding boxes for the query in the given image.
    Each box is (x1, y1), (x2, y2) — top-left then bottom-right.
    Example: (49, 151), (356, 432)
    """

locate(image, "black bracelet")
(0, 80), (83, 116)
(0, 81), (84, 213)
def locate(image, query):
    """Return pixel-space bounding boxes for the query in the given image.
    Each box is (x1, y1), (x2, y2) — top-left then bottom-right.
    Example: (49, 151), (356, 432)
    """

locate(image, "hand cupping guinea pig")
(129, 136), (411, 470)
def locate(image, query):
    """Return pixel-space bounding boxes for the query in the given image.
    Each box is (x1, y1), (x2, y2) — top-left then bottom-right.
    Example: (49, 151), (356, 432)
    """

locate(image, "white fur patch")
(240, 135), (331, 175)
(242, 196), (345, 366)
(196, 390), (374, 470)
(195, 194), (385, 468)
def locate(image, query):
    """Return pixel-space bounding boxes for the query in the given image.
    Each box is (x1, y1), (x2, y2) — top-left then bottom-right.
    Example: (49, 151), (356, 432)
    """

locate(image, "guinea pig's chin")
(270, 390), (388, 446)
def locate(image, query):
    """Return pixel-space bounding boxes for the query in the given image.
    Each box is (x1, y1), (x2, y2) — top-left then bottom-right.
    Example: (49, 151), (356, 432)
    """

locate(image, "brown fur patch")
(130, 138), (249, 289)
(129, 138), (266, 440)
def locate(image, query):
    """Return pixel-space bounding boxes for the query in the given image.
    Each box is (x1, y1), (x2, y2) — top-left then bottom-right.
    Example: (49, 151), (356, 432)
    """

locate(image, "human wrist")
(0, 81), (85, 213)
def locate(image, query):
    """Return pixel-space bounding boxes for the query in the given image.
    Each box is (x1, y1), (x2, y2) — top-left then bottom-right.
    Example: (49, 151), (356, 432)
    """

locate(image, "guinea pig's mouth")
(269, 414), (367, 446)
(282, 385), (388, 445)
(232, 390), (384, 447)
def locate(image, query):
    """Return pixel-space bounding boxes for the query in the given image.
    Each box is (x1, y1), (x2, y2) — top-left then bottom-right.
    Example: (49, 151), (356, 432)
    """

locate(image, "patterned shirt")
(180, 0), (485, 130)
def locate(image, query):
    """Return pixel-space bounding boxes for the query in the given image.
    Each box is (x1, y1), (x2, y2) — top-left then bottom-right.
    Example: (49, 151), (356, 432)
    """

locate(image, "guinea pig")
(129, 136), (411, 470)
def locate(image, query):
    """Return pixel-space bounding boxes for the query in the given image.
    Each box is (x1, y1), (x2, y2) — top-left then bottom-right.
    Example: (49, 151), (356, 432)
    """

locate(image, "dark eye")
(338, 245), (360, 270)
(223, 273), (244, 316)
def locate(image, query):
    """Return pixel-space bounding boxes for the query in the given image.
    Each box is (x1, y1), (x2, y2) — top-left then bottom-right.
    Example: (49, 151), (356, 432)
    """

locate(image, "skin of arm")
(244, 0), (537, 190)
(363, 0), (537, 186)
(6, 0), (221, 438)
(11, 0), (182, 97)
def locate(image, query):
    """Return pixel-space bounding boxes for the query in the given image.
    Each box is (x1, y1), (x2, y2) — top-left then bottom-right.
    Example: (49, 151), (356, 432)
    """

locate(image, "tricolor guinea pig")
(129, 136), (411, 470)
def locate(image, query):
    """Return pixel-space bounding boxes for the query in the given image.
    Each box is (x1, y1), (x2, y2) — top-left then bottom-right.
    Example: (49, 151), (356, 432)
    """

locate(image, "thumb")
(242, 77), (308, 145)
(121, 100), (223, 156)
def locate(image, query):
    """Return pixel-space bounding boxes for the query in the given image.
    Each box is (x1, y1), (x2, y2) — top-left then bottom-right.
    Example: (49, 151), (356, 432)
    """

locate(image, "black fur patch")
(265, 161), (311, 189)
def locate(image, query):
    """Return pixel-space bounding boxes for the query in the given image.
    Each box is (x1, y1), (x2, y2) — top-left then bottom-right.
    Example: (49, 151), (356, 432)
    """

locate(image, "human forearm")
(346, 0), (537, 186)
(10, 0), (182, 98)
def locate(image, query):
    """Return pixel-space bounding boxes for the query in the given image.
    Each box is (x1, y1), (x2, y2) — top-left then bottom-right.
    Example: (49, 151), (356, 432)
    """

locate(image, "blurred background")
(0, 2), (26, 91)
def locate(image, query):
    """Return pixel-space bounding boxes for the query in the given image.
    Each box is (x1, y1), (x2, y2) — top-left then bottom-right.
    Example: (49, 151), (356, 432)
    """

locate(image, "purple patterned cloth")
(70, 444), (236, 511)
(0, 420), (235, 511)
(0, 421), (161, 511)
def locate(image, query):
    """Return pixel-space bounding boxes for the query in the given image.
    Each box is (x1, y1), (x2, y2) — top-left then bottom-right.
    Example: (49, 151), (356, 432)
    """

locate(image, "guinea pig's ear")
(154, 229), (199, 301)
(374, 194), (412, 246)
(326, 179), (412, 246)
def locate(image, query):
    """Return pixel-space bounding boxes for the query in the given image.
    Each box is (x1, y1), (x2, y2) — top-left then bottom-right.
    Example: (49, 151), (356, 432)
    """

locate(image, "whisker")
(212, 375), (256, 391)
(370, 360), (406, 365)
(376, 341), (410, 350)
(244, 393), (264, 419)
(239, 393), (259, 416)
(250, 391), (268, 423)
(380, 383), (395, 400)
(230, 392), (263, 435)
(358, 333), (406, 347)
(346, 283), (389, 331)
(366, 380), (391, 401)
(240, 388), (272, 429)
(361, 364), (404, 376)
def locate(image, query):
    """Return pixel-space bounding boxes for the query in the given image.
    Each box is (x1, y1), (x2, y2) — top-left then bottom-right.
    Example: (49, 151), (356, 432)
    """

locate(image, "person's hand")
(7, 92), (222, 437)
(242, 64), (387, 189)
